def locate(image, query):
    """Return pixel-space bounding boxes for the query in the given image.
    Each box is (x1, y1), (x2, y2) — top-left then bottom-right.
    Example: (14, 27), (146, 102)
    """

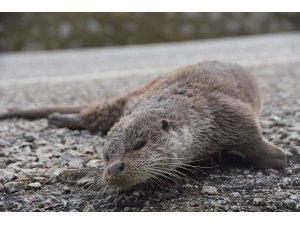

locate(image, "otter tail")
(0, 106), (85, 120)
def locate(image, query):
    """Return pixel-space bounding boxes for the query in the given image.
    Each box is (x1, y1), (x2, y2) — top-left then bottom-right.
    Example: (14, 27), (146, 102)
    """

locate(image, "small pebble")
(182, 183), (193, 189)
(23, 134), (35, 142)
(0, 169), (16, 183)
(84, 146), (95, 154)
(282, 177), (291, 187)
(269, 115), (281, 123)
(0, 183), (4, 191)
(232, 192), (240, 198)
(63, 185), (71, 193)
(253, 197), (263, 205)
(289, 195), (298, 200)
(4, 181), (26, 193)
(231, 205), (240, 212)
(86, 159), (102, 168)
(33, 177), (47, 183)
(132, 191), (141, 197)
(123, 207), (130, 212)
(84, 204), (96, 212)
(190, 200), (200, 207)
(201, 185), (218, 195)
(28, 182), (42, 189)
(283, 199), (297, 209)
(0, 139), (10, 147)
(291, 178), (300, 186)
(292, 164), (300, 172)
(243, 170), (250, 175)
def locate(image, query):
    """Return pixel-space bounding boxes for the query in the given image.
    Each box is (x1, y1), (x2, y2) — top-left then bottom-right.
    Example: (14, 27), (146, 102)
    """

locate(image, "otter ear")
(161, 119), (170, 131)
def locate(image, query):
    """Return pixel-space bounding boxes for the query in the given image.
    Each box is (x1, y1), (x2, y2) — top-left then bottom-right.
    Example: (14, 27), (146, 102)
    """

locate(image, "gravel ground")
(0, 33), (300, 211)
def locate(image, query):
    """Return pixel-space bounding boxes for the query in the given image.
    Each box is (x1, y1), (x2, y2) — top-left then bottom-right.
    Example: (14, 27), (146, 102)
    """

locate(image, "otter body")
(0, 61), (287, 188)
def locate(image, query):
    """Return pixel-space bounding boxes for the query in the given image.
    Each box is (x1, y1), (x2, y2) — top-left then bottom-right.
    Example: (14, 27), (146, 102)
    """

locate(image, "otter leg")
(232, 136), (287, 169)
(213, 97), (287, 169)
(79, 96), (129, 134)
(48, 95), (128, 133)
(229, 116), (287, 169)
(48, 113), (85, 130)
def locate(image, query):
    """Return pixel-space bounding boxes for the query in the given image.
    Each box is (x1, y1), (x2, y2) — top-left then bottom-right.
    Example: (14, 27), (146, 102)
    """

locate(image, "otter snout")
(106, 162), (124, 176)
(103, 161), (130, 188)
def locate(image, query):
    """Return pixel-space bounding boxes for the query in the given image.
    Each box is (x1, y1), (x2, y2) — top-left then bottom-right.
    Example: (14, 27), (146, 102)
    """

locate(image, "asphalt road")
(0, 32), (299, 81)
(0, 32), (300, 212)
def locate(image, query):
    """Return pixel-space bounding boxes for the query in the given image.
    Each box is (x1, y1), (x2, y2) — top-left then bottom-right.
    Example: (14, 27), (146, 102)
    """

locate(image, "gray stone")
(243, 170), (250, 175)
(201, 185), (218, 195)
(269, 115), (281, 123)
(190, 200), (200, 207)
(123, 207), (130, 212)
(63, 185), (71, 193)
(33, 176), (47, 183)
(283, 199), (297, 209)
(86, 159), (102, 168)
(282, 177), (291, 187)
(0, 169), (16, 183)
(34, 139), (49, 146)
(285, 168), (293, 175)
(23, 134), (35, 142)
(0, 183), (4, 191)
(76, 177), (94, 186)
(83, 204), (96, 212)
(289, 195), (299, 200)
(292, 164), (300, 173)
(291, 178), (300, 186)
(182, 183), (193, 189)
(0, 139), (10, 147)
(232, 192), (240, 198)
(84, 146), (95, 155)
(231, 205), (240, 212)
(266, 169), (278, 175)
(253, 197), (264, 205)
(4, 181), (26, 193)
(132, 191), (141, 197)
(28, 182), (42, 189)
(274, 191), (284, 198)
(10, 202), (23, 211)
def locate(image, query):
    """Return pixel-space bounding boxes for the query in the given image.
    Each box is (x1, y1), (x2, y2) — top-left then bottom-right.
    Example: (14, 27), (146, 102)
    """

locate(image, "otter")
(0, 61), (287, 188)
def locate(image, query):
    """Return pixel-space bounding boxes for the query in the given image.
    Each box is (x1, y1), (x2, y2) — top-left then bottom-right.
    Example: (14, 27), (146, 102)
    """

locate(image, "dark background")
(0, 12), (299, 52)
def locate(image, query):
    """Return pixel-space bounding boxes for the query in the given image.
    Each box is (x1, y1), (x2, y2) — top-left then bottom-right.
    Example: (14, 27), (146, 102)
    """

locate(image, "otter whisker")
(160, 162), (223, 170)
(88, 179), (104, 192)
(86, 179), (105, 192)
(151, 165), (199, 184)
(140, 171), (165, 188)
(141, 168), (169, 184)
(162, 164), (198, 174)
(147, 154), (211, 163)
(142, 168), (179, 185)
(148, 167), (185, 183)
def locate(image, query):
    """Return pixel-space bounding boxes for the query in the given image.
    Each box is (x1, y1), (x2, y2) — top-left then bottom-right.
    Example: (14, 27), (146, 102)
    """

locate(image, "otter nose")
(107, 163), (124, 176)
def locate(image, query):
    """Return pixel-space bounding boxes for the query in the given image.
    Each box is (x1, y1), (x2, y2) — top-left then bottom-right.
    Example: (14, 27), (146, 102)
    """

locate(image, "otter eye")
(161, 119), (170, 131)
(133, 139), (146, 151)
(104, 153), (109, 161)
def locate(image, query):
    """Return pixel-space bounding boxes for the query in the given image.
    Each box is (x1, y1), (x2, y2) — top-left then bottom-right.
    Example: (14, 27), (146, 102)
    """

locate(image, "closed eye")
(104, 152), (109, 161)
(133, 139), (147, 151)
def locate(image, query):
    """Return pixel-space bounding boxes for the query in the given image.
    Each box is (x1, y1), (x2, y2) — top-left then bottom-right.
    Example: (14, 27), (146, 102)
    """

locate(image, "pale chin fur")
(168, 126), (194, 160)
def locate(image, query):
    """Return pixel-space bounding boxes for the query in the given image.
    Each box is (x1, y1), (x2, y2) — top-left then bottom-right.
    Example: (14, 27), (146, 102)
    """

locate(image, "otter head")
(102, 108), (192, 189)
